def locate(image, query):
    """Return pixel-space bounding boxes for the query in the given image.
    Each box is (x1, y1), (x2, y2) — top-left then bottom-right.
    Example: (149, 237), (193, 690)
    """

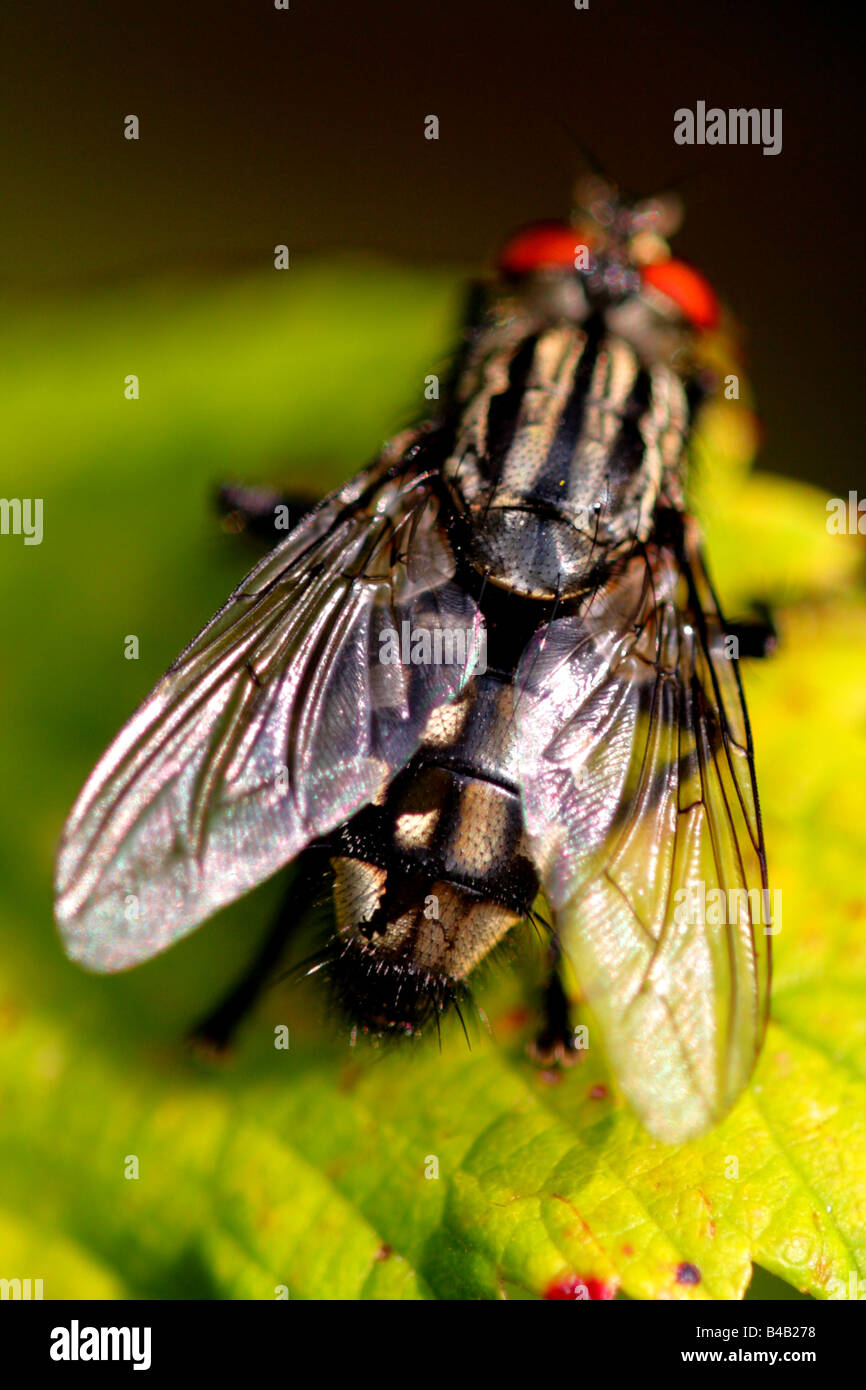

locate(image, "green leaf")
(1, 263), (864, 1299)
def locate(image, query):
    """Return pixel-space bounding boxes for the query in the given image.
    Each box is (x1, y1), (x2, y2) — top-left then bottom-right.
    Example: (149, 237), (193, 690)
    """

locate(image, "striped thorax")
(444, 317), (690, 599)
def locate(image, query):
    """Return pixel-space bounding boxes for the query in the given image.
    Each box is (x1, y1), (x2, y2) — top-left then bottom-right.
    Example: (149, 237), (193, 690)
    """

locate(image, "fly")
(54, 178), (773, 1143)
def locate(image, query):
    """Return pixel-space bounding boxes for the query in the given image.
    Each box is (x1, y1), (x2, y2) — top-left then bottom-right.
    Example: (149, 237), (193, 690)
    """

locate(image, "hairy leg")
(189, 849), (330, 1051)
(216, 483), (319, 544)
(529, 937), (581, 1067)
(726, 601), (777, 659)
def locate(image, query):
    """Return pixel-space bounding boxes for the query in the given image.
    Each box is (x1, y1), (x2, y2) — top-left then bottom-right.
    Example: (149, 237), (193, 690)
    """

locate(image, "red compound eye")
(640, 258), (719, 330)
(497, 221), (590, 275)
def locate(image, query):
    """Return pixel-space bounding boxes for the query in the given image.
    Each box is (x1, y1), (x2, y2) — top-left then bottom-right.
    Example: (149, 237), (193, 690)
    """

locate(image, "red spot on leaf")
(545, 1273), (618, 1301)
(676, 1262), (701, 1286)
(497, 1006), (532, 1035)
(589, 1084), (608, 1100)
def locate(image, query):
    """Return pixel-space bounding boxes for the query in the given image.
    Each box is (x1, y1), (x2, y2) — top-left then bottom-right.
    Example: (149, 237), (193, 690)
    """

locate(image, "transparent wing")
(516, 525), (770, 1142)
(56, 448), (484, 972)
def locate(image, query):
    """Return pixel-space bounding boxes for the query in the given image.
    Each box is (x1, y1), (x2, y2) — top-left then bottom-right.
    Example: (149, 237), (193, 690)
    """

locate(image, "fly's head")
(495, 176), (719, 366)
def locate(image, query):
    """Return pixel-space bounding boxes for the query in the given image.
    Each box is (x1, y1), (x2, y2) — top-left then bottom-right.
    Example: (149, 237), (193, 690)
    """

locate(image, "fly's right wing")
(515, 531), (770, 1143)
(56, 443), (484, 972)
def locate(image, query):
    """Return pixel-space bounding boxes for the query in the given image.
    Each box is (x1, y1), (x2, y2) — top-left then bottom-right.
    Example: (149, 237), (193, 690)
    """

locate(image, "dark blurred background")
(1, 0), (860, 491)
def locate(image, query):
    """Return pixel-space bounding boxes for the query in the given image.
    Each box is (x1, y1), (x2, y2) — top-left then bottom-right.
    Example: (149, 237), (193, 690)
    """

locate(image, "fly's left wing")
(56, 444), (484, 972)
(515, 524), (770, 1142)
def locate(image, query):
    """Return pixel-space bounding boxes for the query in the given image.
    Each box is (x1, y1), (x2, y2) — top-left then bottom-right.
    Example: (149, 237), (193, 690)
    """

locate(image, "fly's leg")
(726, 601), (777, 659)
(439, 279), (491, 402)
(529, 936), (581, 1067)
(189, 849), (329, 1052)
(216, 483), (319, 544)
